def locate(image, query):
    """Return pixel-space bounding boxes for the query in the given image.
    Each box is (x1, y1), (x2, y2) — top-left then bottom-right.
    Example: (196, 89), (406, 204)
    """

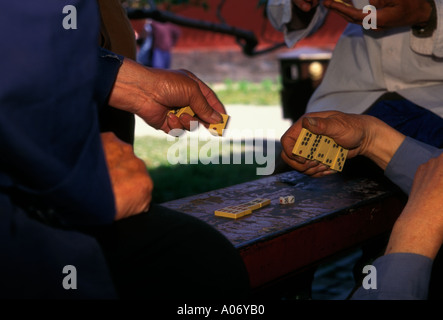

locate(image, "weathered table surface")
(162, 168), (406, 289)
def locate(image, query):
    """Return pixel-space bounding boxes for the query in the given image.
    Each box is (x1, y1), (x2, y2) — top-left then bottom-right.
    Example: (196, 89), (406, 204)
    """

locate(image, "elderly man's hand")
(280, 111), (405, 176)
(323, 0), (434, 30)
(101, 132), (153, 220)
(385, 152), (443, 260)
(108, 58), (226, 134)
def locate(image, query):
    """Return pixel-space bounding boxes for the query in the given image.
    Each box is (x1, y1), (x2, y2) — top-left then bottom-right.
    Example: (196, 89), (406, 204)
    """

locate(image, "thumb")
(190, 94), (224, 125)
(302, 116), (329, 135)
(180, 69), (226, 125)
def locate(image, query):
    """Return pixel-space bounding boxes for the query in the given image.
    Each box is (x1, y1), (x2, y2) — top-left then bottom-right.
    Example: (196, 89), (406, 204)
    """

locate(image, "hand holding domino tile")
(168, 106), (230, 136)
(108, 59), (227, 134)
(280, 111), (406, 177)
(291, 128), (349, 172)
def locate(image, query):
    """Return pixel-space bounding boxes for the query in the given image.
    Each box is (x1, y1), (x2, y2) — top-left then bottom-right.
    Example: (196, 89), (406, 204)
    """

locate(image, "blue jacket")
(0, 0), (120, 298)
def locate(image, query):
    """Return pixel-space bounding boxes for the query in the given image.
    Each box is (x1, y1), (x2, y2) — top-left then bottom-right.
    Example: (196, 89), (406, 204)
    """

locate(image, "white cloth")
(267, 0), (443, 116)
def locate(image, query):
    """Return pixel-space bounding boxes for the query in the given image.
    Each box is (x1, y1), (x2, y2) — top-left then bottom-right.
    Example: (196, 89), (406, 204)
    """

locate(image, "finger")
(101, 131), (130, 161)
(179, 70), (226, 123)
(166, 112), (181, 128)
(280, 117), (310, 159)
(302, 115), (361, 159)
(324, 0), (367, 23)
(298, 0), (314, 11)
(302, 116), (349, 147)
(176, 113), (200, 131)
(193, 76), (227, 114)
(292, 0), (310, 11)
(281, 150), (309, 171)
(281, 151), (329, 176)
(187, 88), (224, 125)
(333, 11), (363, 25)
(311, 169), (338, 178)
(302, 115), (346, 139)
(302, 116), (329, 135)
(302, 162), (331, 176)
(166, 113), (187, 135)
(280, 131), (300, 162)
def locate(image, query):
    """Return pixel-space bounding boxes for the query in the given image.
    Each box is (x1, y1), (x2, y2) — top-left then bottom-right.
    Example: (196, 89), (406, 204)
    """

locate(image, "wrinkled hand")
(101, 132), (153, 220)
(280, 111), (405, 177)
(385, 152), (443, 259)
(281, 111), (368, 176)
(292, 0), (320, 12)
(323, 0), (433, 30)
(109, 58), (226, 134)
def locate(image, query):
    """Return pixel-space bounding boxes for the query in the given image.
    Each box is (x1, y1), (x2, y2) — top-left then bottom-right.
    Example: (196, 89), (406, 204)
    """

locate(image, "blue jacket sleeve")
(95, 48), (124, 110)
(351, 253), (433, 300)
(385, 137), (443, 195)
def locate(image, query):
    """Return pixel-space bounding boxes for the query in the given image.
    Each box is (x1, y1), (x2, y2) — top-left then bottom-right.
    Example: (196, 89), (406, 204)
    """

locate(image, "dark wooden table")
(162, 166), (407, 293)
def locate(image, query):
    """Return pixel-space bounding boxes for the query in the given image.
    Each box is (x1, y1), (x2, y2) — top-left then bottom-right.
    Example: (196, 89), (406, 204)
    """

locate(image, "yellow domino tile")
(323, 141), (340, 167)
(292, 128), (316, 160)
(176, 106), (195, 117)
(330, 146), (348, 172)
(310, 134), (323, 161)
(293, 128), (348, 171)
(208, 113), (229, 137)
(214, 198), (271, 219)
(169, 108), (229, 137)
(313, 136), (333, 163)
(214, 207), (252, 219)
(168, 106), (195, 117)
(243, 198), (271, 210)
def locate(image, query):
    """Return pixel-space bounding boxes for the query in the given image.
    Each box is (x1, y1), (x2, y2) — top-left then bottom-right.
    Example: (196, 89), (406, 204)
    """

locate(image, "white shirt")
(267, 0), (443, 117)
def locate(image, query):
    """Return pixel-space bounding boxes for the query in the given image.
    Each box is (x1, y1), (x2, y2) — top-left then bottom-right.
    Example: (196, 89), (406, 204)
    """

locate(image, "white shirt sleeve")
(266, 0), (329, 48)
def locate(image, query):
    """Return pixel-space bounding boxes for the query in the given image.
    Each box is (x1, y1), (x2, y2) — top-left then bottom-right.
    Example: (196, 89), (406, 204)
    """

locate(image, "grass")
(134, 78), (279, 203)
(147, 161), (259, 203)
(210, 78), (282, 106)
(134, 135), (261, 203)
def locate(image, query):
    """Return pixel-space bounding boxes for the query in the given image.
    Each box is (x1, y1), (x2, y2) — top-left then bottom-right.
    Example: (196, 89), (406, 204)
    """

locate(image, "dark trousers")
(90, 204), (251, 300)
(365, 95), (443, 148)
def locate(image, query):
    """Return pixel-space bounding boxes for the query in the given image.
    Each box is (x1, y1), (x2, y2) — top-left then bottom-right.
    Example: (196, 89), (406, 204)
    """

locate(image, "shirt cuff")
(385, 136), (442, 195)
(351, 252), (433, 300)
(96, 48), (124, 110)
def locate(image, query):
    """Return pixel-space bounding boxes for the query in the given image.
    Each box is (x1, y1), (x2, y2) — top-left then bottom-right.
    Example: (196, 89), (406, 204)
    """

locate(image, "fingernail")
(306, 117), (317, 126)
(211, 112), (223, 123)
